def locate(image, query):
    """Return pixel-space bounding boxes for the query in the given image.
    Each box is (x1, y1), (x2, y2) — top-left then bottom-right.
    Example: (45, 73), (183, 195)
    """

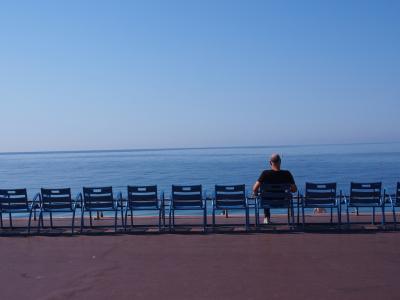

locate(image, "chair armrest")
(343, 194), (349, 205)
(380, 190), (386, 206)
(117, 191), (124, 205)
(387, 194), (394, 205)
(29, 193), (41, 210)
(160, 192), (165, 209)
(299, 194), (305, 207)
(73, 192), (82, 209)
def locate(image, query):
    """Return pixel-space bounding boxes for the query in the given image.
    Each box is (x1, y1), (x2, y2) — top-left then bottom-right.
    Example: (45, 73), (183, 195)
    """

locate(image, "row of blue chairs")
(0, 182), (399, 233)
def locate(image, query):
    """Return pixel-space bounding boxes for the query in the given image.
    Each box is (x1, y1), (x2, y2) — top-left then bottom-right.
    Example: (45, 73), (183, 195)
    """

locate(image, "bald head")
(269, 153), (281, 170)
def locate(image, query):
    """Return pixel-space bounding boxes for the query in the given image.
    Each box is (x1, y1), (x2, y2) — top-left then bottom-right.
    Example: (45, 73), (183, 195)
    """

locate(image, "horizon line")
(0, 141), (399, 156)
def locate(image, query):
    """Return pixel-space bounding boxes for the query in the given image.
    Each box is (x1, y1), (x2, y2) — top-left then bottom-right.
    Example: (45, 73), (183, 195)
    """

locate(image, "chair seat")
(172, 205), (204, 210)
(84, 207), (117, 211)
(215, 205), (247, 209)
(348, 203), (382, 207)
(1, 209), (30, 213)
(128, 205), (160, 210)
(42, 208), (75, 212)
(303, 203), (338, 208)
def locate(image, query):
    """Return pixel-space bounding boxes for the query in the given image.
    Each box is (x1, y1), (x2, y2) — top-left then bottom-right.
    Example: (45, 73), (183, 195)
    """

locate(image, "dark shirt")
(257, 169), (295, 185)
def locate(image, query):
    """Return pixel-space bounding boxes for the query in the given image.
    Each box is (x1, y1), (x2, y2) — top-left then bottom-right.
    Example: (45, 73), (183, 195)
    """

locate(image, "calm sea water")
(0, 143), (399, 198)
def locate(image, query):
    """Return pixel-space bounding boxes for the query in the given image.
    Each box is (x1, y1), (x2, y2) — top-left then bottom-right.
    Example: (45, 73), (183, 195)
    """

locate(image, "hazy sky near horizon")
(0, 0), (399, 152)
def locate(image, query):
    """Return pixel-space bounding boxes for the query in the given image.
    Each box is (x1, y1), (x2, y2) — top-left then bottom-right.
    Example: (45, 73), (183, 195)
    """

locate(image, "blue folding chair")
(169, 185), (207, 232)
(345, 182), (385, 226)
(81, 186), (122, 232)
(212, 185), (249, 231)
(0, 189), (40, 234)
(124, 185), (165, 231)
(388, 182), (400, 229)
(255, 184), (294, 228)
(38, 188), (80, 234)
(301, 182), (341, 227)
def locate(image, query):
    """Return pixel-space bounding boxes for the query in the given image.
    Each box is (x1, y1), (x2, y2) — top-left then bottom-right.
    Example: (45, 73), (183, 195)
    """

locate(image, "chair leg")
(168, 208), (171, 231)
(0, 213), (3, 229)
(50, 212), (54, 228)
(302, 206), (305, 229)
(37, 211), (43, 233)
(162, 206), (166, 228)
(9, 213), (13, 229)
(337, 206), (341, 228)
(89, 211), (93, 228)
(372, 207), (376, 224)
(120, 208), (123, 229)
(254, 206), (258, 229)
(203, 208), (207, 233)
(114, 210), (117, 232)
(381, 205), (385, 226)
(346, 206), (350, 228)
(212, 208), (216, 232)
(72, 209), (76, 234)
(330, 208), (333, 224)
(158, 209), (162, 232)
(291, 203), (295, 226)
(130, 209), (133, 227)
(245, 207), (249, 231)
(124, 208), (128, 230)
(287, 207), (290, 225)
(28, 210), (33, 234)
(393, 206), (397, 229)
(80, 209), (85, 233)
(172, 209), (175, 231)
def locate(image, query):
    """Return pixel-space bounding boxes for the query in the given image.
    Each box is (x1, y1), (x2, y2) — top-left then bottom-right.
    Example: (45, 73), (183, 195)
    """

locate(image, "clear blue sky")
(0, 0), (399, 152)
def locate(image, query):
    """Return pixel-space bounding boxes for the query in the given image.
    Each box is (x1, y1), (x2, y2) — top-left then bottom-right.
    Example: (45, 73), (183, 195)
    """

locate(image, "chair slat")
(215, 185), (245, 192)
(42, 203), (72, 210)
(215, 193), (245, 200)
(216, 200), (246, 207)
(350, 191), (381, 199)
(306, 183), (336, 190)
(128, 185), (157, 193)
(1, 204), (28, 210)
(0, 189), (27, 196)
(172, 185), (202, 193)
(305, 191), (336, 199)
(173, 193), (202, 201)
(351, 182), (381, 190)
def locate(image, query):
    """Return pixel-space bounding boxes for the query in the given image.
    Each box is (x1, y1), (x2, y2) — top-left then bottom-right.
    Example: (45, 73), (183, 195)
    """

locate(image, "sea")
(0, 143), (399, 216)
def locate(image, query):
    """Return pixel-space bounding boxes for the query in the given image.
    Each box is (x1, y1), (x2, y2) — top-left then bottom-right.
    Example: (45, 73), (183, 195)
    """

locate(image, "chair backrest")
(350, 182), (382, 205)
(215, 185), (246, 207)
(83, 186), (114, 209)
(41, 188), (72, 210)
(0, 189), (29, 211)
(127, 185), (158, 208)
(305, 183), (337, 206)
(171, 185), (203, 208)
(259, 184), (292, 208)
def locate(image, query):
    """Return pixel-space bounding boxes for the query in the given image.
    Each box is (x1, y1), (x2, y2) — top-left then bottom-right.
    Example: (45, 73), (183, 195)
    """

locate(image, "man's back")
(257, 169), (295, 186)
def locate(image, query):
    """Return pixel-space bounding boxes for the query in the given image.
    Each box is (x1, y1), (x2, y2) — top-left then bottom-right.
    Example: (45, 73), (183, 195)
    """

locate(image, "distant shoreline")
(0, 141), (399, 156)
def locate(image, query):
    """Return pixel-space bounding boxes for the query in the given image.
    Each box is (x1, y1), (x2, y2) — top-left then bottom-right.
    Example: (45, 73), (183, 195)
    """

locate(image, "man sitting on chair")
(253, 153), (297, 224)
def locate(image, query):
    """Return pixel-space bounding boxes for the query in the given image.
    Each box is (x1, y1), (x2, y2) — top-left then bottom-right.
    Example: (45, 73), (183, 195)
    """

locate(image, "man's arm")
(253, 181), (261, 196)
(290, 184), (298, 193)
